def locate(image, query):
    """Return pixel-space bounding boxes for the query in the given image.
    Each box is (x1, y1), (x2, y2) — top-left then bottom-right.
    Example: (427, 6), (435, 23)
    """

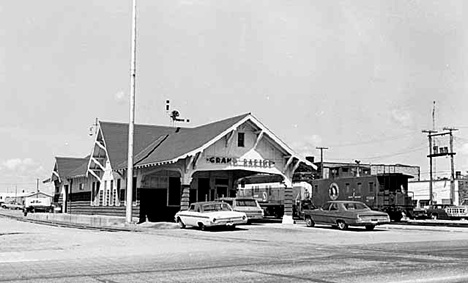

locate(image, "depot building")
(49, 113), (315, 223)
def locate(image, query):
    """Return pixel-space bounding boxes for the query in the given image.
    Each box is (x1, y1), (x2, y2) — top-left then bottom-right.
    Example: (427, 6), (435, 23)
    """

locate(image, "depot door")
(139, 189), (167, 222)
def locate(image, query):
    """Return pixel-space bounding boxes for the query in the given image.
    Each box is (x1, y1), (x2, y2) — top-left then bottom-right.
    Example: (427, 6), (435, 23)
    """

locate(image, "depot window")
(237, 132), (245, 147)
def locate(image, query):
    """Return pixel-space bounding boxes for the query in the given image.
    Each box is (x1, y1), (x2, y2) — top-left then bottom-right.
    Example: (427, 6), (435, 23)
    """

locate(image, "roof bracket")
(88, 169), (102, 182)
(225, 130), (235, 147)
(253, 130), (264, 149)
(283, 156), (294, 173)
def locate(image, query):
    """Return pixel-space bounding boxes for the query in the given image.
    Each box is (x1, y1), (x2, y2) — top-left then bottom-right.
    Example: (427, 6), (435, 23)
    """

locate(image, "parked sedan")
(303, 201), (390, 231)
(174, 201), (248, 231)
(217, 197), (264, 223)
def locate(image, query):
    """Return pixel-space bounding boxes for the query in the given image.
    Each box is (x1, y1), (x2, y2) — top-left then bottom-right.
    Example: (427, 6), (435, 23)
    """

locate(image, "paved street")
(1, 216), (468, 283)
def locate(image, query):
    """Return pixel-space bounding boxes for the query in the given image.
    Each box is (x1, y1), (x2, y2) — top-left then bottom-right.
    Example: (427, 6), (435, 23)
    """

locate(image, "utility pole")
(36, 178), (39, 193)
(443, 127), (458, 204)
(316, 147), (328, 179)
(432, 101), (437, 179)
(126, 0), (137, 224)
(422, 129), (437, 205)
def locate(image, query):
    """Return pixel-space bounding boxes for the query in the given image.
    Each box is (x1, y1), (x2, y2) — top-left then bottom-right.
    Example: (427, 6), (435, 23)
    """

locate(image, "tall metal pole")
(126, 0), (137, 224)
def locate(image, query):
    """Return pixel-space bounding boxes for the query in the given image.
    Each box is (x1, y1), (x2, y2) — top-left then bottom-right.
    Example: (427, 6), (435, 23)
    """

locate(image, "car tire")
(365, 225), (375, 231)
(337, 221), (348, 230)
(177, 218), (186, 229)
(305, 216), (315, 227)
(199, 223), (207, 231)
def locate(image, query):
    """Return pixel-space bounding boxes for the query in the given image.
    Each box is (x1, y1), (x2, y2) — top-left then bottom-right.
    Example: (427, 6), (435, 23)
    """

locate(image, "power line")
(326, 144), (427, 161)
(327, 133), (420, 148)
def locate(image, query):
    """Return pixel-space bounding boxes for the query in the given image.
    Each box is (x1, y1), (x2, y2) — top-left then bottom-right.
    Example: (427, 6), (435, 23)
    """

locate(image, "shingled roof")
(101, 113), (251, 170)
(55, 157), (88, 179)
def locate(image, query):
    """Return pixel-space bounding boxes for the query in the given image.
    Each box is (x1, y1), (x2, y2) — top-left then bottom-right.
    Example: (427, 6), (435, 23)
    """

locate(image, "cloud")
(114, 90), (128, 104)
(460, 143), (468, 155)
(391, 109), (413, 128)
(2, 158), (37, 171)
(290, 134), (323, 157)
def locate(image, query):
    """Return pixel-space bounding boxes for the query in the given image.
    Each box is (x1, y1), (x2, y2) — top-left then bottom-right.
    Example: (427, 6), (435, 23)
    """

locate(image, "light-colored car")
(217, 197), (264, 223)
(303, 201), (390, 231)
(175, 201), (248, 231)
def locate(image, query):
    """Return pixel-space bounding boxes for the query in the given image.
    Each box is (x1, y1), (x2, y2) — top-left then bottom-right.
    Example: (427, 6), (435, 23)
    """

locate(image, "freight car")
(238, 172), (413, 221)
(308, 173), (414, 221)
(237, 178), (312, 218)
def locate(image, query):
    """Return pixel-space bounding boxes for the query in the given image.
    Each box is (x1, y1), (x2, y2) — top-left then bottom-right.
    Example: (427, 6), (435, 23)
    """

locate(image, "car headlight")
(242, 215), (246, 220)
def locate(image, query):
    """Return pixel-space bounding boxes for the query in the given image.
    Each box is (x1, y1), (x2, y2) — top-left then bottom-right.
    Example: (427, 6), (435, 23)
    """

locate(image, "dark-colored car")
(303, 201), (390, 231)
(425, 204), (454, 220)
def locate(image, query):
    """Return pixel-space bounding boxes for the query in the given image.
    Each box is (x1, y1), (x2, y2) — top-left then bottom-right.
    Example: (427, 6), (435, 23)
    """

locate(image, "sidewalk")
(0, 209), (179, 231)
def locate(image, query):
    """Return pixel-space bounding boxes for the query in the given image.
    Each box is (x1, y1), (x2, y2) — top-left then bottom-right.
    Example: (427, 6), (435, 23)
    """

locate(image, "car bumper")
(355, 218), (390, 226)
(245, 214), (264, 220)
(207, 218), (248, 227)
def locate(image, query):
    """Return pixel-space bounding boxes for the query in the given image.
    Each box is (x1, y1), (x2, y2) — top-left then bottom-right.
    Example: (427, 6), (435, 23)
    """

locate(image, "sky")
(1, 0), (468, 194)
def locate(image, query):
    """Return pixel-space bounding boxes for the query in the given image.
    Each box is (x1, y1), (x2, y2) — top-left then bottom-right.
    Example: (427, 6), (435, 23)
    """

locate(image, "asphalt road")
(1, 216), (468, 283)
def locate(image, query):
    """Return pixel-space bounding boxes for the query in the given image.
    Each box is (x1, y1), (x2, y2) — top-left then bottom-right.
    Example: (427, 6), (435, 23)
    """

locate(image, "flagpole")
(126, 0), (137, 223)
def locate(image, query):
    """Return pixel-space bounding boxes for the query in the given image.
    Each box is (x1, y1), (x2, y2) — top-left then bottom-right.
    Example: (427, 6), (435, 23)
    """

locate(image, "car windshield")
(201, 203), (232, 212)
(343, 202), (369, 210)
(236, 200), (257, 207)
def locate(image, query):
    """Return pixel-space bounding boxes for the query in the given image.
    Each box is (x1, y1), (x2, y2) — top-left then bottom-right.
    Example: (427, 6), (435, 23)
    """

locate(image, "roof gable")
(55, 157), (88, 179)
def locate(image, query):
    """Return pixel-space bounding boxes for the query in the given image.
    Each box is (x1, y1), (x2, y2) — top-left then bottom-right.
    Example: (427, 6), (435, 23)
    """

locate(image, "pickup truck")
(412, 204), (455, 220)
(24, 197), (53, 213)
(445, 201), (468, 220)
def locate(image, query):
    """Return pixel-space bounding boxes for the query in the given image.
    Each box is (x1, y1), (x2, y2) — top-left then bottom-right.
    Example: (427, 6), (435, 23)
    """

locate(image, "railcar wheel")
(305, 216), (315, 227)
(365, 225), (375, 231)
(337, 221), (348, 230)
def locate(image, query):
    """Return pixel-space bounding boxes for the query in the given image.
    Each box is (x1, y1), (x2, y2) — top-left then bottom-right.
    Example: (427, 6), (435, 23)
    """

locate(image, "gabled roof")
(68, 157), (90, 178)
(111, 113), (250, 170)
(97, 112), (315, 171)
(24, 191), (53, 198)
(55, 157), (88, 179)
(99, 122), (184, 170)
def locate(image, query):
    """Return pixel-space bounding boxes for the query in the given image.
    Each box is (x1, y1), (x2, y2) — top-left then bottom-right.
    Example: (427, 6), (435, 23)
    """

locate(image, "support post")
(180, 184), (191, 211)
(282, 185), (295, 224)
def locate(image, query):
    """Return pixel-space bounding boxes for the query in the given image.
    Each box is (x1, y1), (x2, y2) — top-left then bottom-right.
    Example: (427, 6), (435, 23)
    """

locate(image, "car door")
(312, 202), (330, 224)
(183, 204), (197, 226)
(326, 203), (340, 224)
